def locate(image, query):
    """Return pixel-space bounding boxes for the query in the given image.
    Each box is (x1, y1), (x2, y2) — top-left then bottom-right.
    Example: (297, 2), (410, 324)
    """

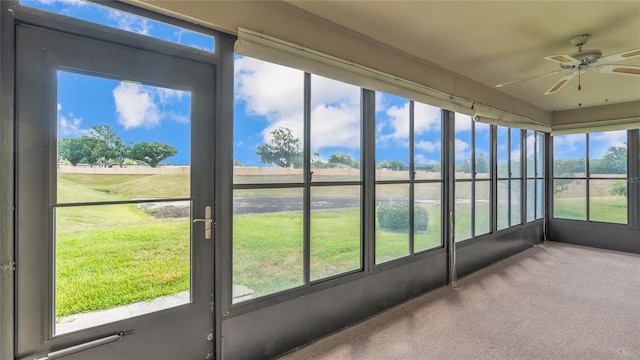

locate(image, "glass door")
(16, 24), (216, 359)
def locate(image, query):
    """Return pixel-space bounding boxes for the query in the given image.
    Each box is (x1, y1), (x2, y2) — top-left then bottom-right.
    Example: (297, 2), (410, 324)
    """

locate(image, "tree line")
(253, 127), (441, 171)
(253, 127), (362, 169)
(58, 124), (177, 168)
(554, 145), (627, 196)
(253, 127), (628, 197)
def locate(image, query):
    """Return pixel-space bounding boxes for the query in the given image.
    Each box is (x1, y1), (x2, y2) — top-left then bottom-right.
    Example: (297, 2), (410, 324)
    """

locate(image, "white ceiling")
(129, 0), (640, 119)
(284, 1), (640, 113)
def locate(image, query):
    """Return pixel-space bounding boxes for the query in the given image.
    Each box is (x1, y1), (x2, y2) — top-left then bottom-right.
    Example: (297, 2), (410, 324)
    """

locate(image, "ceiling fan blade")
(495, 69), (568, 88)
(598, 48), (640, 64)
(595, 64), (640, 76)
(543, 54), (580, 66)
(544, 71), (578, 95)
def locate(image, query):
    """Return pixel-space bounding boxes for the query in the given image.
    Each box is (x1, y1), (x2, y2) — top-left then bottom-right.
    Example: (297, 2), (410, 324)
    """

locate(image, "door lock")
(193, 206), (213, 240)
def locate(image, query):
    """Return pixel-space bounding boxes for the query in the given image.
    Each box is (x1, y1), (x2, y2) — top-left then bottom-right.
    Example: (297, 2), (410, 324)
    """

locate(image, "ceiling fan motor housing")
(571, 49), (603, 65)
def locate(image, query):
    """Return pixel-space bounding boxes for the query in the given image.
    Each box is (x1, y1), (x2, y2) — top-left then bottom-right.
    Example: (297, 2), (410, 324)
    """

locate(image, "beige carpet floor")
(279, 242), (640, 360)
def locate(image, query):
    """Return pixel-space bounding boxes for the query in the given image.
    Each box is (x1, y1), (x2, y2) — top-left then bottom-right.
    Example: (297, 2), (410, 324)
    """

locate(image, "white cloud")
(415, 153), (439, 165)
(589, 130), (627, 158)
(553, 134), (585, 156)
(455, 138), (470, 160)
(415, 140), (440, 152)
(310, 75), (360, 108)
(156, 87), (187, 105)
(310, 104), (360, 149)
(526, 134), (536, 159)
(414, 102), (441, 134)
(590, 130), (627, 147)
(167, 112), (190, 124)
(57, 103), (85, 138)
(511, 149), (521, 162)
(107, 9), (151, 35)
(475, 121), (490, 133)
(235, 57), (304, 119)
(381, 102), (411, 142)
(113, 82), (161, 129)
(261, 113), (304, 145)
(35, 0), (86, 6)
(235, 56), (363, 152)
(455, 113), (473, 133)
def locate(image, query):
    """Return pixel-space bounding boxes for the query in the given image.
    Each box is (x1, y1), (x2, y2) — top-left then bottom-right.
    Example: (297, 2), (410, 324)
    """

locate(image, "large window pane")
(588, 130), (627, 224)
(475, 181), (491, 235)
(497, 180), (509, 230)
(589, 180), (627, 224)
(536, 132), (545, 178)
(233, 188), (304, 303)
(455, 114), (473, 180)
(526, 130), (535, 178)
(553, 134), (586, 176)
(414, 102), (442, 180)
(54, 70), (192, 334)
(310, 186), (361, 281)
(57, 71), (191, 203)
(510, 128), (521, 178)
(21, 0), (215, 52)
(497, 126), (509, 178)
(310, 75), (361, 182)
(511, 180), (522, 225)
(475, 122), (491, 179)
(234, 58), (304, 183)
(375, 184), (410, 263)
(454, 182), (472, 241)
(55, 202), (190, 334)
(536, 179), (544, 219)
(527, 179), (536, 222)
(589, 130), (627, 178)
(414, 183), (442, 251)
(376, 93), (410, 181)
(553, 179), (586, 220)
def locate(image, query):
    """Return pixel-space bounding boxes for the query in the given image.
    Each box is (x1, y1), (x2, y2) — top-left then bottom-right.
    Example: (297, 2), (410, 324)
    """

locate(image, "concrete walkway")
(56, 284), (254, 334)
(56, 291), (189, 334)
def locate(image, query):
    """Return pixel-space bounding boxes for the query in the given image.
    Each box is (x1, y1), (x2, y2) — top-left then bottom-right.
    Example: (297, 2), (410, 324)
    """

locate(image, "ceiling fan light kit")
(496, 33), (640, 95)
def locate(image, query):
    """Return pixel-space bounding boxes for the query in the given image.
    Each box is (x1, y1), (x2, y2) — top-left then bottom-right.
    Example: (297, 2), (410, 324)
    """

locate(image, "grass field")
(56, 174), (191, 318)
(56, 171), (627, 317)
(553, 180), (627, 223)
(554, 196), (627, 223)
(57, 172), (446, 314)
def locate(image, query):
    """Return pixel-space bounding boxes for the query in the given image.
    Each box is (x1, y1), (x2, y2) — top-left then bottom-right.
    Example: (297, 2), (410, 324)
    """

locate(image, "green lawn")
(554, 196), (627, 223)
(57, 172), (445, 313)
(55, 174), (191, 318)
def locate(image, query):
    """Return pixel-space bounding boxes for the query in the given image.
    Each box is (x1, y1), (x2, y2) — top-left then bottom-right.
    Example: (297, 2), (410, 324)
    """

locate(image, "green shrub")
(377, 202), (429, 232)
(609, 180), (627, 197)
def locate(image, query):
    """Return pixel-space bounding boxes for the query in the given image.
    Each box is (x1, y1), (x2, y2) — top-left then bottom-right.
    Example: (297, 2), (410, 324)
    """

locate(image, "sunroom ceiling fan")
(496, 34), (640, 95)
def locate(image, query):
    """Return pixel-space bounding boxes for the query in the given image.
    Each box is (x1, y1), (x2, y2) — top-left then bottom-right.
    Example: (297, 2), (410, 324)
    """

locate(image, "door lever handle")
(193, 206), (212, 239)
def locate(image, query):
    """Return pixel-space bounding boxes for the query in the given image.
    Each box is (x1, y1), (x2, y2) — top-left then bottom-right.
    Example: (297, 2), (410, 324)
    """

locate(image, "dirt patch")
(138, 201), (190, 219)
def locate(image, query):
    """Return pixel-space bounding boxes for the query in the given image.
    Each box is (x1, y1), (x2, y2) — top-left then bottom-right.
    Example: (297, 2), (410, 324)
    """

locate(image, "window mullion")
(507, 128), (512, 227)
(629, 130), (639, 229)
(491, 125), (497, 233)
(409, 101), (415, 254)
(471, 120), (476, 237)
(362, 89), (376, 272)
(303, 72), (311, 285)
(585, 133), (590, 222)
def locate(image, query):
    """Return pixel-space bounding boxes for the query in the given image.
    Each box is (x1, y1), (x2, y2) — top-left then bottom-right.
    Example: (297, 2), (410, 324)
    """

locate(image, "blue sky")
(24, 0), (212, 166)
(27, 0), (626, 169)
(57, 71), (192, 165)
(22, 0), (214, 52)
(233, 57), (444, 167)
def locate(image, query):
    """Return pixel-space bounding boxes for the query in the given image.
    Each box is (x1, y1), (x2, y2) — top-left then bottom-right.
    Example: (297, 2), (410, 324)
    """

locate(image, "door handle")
(193, 206), (213, 240)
